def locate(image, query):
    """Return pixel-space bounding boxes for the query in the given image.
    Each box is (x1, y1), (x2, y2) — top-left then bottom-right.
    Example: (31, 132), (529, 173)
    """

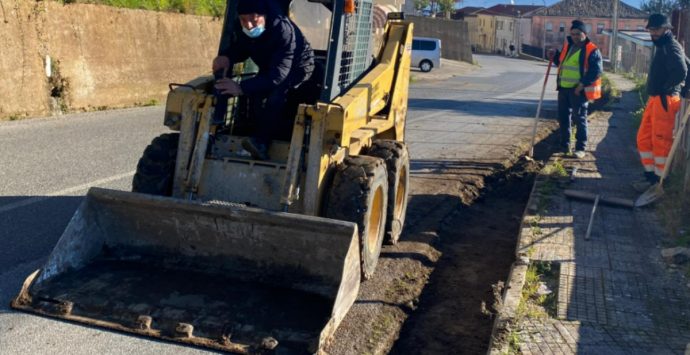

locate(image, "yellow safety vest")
(557, 41), (602, 101)
(559, 48), (581, 89)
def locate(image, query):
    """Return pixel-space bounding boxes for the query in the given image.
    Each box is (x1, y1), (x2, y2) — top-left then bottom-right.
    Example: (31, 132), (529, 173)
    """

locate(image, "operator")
(213, 0), (315, 161)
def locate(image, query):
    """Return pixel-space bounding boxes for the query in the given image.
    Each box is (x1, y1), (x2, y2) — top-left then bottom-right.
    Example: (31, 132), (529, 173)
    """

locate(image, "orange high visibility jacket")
(558, 41), (602, 101)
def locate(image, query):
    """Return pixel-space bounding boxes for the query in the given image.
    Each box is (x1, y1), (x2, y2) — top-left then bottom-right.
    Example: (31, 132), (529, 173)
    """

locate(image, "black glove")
(213, 69), (230, 125)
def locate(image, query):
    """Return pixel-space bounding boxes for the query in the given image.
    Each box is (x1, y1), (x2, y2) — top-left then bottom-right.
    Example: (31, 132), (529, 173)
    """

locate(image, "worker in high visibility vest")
(634, 14), (688, 190)
(548, 20), (603, 159)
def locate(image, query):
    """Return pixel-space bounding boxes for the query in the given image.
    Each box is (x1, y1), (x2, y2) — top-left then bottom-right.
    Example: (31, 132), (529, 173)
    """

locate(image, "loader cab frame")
(217, 0), (374, 103)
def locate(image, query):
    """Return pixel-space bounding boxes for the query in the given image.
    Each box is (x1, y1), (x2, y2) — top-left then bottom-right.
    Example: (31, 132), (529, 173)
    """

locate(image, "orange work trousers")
(637, 95), (681, 177)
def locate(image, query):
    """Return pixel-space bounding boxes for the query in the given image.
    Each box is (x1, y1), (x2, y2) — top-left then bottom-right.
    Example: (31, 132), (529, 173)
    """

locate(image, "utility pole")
(542, 0), (547, 60)
(611, 0), (619, 72)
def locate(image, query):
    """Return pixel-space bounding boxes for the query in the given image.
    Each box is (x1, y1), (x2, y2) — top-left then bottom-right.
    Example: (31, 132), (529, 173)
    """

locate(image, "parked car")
(411, 37), (441, 72)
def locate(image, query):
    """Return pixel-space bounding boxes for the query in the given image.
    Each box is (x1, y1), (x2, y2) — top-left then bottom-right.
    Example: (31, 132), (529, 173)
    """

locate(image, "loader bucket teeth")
(12, 187), (360, 354)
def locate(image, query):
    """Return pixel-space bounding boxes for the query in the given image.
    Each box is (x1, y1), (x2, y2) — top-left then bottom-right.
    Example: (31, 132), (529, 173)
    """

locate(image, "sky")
(455, 0), (643, 11)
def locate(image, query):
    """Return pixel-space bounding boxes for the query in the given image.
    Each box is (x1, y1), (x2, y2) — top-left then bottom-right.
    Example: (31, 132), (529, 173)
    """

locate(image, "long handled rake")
(528, 58), (554, 158)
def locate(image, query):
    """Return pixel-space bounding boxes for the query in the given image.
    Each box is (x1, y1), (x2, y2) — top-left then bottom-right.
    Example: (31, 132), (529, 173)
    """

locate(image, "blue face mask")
(243, 25), (265, 38)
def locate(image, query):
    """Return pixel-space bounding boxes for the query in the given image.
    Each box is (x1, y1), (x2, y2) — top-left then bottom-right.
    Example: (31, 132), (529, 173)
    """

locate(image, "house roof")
(534, 0), (648, 19)
(457, 6), (485, 15)
(480, 4), (544, 17)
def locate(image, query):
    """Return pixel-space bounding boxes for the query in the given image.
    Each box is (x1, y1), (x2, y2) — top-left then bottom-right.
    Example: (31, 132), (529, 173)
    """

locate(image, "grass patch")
(504, 261), (558, 353)
(629, 73), (648, 127)
(58, 0), (226, 17)
(365, 312), (396, 353)
(541, 159), (567, 178)
(135, 98), (160, 107)
(517, 261), (558, 320)
(601, 74), (620, 100)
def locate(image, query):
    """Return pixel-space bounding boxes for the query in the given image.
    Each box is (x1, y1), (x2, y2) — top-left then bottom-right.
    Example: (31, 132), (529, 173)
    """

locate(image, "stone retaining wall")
(0, 0), (221, 119)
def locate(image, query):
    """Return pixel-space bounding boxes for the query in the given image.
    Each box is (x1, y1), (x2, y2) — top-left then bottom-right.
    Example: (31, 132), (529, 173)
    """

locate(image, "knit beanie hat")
(571, 20), (586, 33)
(237, 0), (268, 15)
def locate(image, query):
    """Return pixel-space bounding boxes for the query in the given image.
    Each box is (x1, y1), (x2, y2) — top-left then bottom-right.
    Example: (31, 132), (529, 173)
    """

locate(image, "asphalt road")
(0, 55), (557, 354)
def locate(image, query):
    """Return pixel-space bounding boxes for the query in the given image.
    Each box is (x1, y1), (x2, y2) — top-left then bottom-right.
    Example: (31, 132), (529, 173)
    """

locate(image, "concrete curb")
(486, 261), (529, 355)
(486, 170), (541, 355)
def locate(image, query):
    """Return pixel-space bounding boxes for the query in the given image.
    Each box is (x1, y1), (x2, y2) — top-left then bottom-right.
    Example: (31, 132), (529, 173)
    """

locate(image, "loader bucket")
(12, 187), (360, 354)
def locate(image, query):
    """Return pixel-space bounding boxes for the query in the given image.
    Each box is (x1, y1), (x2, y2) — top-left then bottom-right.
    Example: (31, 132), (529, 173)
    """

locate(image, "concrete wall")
(531, 16), (646, 58)
(517, 17), (533, 46)
(408, 16), (473, 63)
(464, 16), (479, 52)
(0, 0), (221, 120)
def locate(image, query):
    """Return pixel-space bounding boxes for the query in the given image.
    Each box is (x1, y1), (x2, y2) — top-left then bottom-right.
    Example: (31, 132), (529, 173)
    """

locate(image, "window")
(510, 22), (513, 31)
(586, 23), (592, 33)
(413, 39), (436, 51)
(559, 22), (565, 32)
(412, 40), (421, 50)
(546, 22), (553, 32)
(421, 41), (436, 50)
(597, 23), (604, 34)
(498, 21), (503, 30)
(637, 25), (644, 30)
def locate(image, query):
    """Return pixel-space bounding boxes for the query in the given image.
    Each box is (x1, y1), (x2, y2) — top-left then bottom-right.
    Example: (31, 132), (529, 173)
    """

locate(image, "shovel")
(635, 98), (690, 207)
(528, 57), (554, 158)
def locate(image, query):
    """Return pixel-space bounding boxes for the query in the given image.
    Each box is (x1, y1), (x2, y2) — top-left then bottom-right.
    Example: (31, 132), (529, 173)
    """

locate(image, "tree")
(437, 0), (455, 19)
(640, 0), (679, 16)
(414, 0), (430, 13)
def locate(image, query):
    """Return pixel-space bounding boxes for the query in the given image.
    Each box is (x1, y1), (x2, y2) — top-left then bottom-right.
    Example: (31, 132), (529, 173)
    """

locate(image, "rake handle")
(528, 58), (554, 157)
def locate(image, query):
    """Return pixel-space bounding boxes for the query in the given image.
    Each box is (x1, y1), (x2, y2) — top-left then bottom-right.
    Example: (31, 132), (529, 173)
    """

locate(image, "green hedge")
(61, 0), (226, 17)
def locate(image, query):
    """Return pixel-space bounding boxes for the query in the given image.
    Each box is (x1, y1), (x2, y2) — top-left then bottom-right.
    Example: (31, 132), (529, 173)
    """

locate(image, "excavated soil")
(389, 159), (542, 354)
(324, 126), (558, 355)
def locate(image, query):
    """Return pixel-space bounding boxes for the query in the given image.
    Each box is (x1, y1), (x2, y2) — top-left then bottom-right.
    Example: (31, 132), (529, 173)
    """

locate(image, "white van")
(411, 37), (441, 72)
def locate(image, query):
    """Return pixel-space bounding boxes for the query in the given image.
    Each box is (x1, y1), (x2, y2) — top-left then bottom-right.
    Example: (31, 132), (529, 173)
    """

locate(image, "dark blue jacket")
(552, 36), (603, 89)
(223, 2), (314, 95)
(647, 31), (687, 97)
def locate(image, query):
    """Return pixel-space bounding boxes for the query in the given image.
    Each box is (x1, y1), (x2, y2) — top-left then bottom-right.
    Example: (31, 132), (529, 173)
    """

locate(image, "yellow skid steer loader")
(12, 0), (412, 352)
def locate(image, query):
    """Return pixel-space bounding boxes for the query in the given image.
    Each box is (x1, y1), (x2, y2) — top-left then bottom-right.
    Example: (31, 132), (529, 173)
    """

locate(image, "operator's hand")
(574, 83), (584, 96)
(212, 56), (231, 72)
(215, 78), (243, 96)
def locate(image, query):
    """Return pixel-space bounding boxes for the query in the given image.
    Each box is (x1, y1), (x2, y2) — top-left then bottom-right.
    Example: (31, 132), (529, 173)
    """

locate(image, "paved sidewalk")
(507, 74), (690, 354)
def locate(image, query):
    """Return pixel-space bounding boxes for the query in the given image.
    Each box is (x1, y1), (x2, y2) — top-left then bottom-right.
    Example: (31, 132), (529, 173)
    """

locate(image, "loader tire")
(132, 133), (179, 196)
(325, 156), (388, 280)
(367, 140), (410, 245)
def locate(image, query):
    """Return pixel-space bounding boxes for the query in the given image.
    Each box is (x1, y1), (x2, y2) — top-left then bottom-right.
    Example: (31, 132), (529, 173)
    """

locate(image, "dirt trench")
(325, 126), (558, 355)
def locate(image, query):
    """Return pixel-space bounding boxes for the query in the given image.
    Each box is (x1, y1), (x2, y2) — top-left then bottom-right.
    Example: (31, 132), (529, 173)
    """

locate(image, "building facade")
(454, 7), (485, 52)
(488, 5), (543, 55)
(476, 12), (497, 53)
(530, 0), (647, 59)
